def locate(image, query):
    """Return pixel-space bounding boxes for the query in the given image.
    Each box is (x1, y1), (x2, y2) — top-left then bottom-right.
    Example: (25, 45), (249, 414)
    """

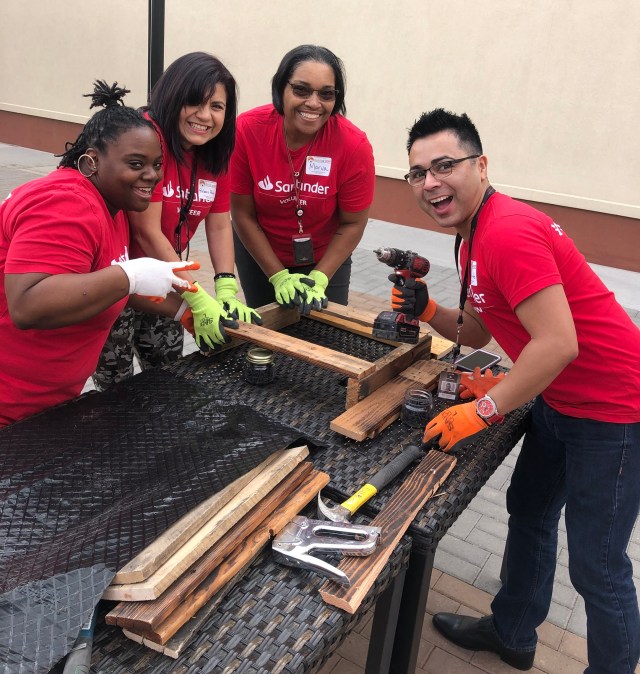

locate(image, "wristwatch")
(475, 395), (505, 425)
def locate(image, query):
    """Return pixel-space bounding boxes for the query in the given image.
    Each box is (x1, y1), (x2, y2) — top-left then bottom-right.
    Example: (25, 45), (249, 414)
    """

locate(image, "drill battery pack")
(372, 311), (421, 344)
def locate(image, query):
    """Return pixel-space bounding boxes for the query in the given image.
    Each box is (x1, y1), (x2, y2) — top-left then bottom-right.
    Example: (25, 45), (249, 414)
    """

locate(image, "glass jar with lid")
(244, 347), (275, 385)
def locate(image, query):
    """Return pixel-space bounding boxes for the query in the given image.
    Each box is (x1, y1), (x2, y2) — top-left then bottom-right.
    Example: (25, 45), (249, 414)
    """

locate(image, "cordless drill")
(372, 247), (431, 344)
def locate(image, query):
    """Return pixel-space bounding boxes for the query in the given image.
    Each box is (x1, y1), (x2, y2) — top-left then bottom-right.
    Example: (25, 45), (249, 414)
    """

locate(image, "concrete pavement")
(2, 142), (639, 674)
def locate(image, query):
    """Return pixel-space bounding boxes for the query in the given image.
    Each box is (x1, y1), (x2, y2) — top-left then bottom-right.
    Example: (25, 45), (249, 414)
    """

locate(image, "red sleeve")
(229, 119), (254, 195)
(483, 216), (563, 310)
(337, 135), (375, 214)
(5, 191), (100, 274)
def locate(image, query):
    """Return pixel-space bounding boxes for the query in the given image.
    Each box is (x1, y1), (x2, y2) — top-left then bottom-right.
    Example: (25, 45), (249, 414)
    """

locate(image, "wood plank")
(307, 311), (431, 347)
(106, 462), (314, 632)
(254, 302), (300, 331)
(332, 360), (449, 441)
(211, 302), (300, 354)
(113, 450), (286, 584)
(319, 450), (457, 613)
(121, 576), (242, 659)
(311, 304), (382, 327)
(429, 335), (455, 359)
(102, 446), (309, 601)
(129, 468), (330, 645)
(345, 338), (432, 408)
(306, 311), (403, 346)
(224, 322), (376, 379)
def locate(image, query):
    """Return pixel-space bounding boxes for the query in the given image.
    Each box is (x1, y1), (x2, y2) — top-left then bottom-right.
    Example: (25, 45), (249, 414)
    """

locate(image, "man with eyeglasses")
(391, 108), (640, 673)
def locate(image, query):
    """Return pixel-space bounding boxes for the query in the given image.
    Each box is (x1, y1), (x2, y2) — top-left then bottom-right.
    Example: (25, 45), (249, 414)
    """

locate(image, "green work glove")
(214, 276), (262, 325)
(268, 269), (314, 309)
(300, 269), (329, 316)
(182, 282), (238, 349)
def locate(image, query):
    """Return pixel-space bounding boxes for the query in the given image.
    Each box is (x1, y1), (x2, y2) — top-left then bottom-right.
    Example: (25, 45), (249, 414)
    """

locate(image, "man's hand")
(423, 401), (489, 452)
(389, 274), (437, 322)
(269, 269), (314, 308)
(182, 282), (238, 349)
(458, 366), (506, 400)
(214, 276), (262, 324)
(300, 269), (329, 315)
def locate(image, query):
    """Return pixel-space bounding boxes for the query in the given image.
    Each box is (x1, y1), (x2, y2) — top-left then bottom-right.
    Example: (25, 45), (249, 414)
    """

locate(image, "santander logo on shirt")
(257, 174), (329, 195)
(111, 246), (130, 265)
(162, 179), (216, 203)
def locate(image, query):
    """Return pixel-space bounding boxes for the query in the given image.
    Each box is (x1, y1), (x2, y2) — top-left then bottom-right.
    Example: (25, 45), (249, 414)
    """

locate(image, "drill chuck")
(373, 247), (430, 277)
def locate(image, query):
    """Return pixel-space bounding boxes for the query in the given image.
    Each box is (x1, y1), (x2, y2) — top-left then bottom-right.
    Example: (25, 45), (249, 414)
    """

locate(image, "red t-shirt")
(461, 192), (640, 422)
(229, 104), (375, 266)
(0, 168), (130, 426)
(129, 116), (230, 258)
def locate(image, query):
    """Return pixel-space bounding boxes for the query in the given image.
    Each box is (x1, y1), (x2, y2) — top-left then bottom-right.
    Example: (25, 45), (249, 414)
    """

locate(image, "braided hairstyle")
(58, 80), (154, 168)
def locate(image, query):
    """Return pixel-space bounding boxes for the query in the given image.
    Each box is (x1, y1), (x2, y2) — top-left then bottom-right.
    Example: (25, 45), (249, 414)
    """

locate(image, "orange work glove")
(389, 275), (437, 322)
(179, 308), (195, 337)
(458, 367), (506, 400)
(423, 401), (488, 452)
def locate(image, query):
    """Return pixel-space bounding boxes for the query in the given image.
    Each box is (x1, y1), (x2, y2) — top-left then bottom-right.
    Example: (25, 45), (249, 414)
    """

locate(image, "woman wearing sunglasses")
(230, 44), (375, 314)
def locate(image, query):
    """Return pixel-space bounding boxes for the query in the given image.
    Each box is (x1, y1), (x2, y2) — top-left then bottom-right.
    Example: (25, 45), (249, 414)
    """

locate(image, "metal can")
(244, 347), (275, 385)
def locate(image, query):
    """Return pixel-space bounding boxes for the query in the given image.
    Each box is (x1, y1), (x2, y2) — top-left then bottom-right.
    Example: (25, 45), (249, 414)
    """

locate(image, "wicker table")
(165, 319), (532, 674)
(3, 317), (529, 674)
(79, 526), (411, 674)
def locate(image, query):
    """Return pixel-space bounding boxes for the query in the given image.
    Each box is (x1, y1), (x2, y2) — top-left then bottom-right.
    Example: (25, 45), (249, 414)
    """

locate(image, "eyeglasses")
(287, 81), (338, 102)
(404, 155), (481, 187)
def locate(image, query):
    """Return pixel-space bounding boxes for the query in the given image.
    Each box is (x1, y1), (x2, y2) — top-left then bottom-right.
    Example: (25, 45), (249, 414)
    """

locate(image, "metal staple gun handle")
(272, 516), (381, 586)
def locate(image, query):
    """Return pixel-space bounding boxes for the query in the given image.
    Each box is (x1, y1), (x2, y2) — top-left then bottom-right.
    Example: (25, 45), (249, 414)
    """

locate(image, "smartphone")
(454, 349), (502, 373)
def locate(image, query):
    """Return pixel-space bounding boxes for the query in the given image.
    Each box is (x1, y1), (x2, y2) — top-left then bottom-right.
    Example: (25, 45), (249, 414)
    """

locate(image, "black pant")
(233, 231), (352, 309)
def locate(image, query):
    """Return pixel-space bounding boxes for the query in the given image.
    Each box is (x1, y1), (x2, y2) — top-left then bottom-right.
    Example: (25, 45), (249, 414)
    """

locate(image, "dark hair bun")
(83, 80), (131, 110)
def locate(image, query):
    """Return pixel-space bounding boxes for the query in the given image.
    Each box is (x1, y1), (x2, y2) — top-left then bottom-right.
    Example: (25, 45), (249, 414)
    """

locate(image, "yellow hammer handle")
(341, 484), (378, 514)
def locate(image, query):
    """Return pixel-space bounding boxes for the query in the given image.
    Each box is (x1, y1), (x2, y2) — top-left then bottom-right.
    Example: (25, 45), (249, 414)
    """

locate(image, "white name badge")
(306, 156), (332, 177)
(198, 179), (217, 202)
(471, 259), (478, 286)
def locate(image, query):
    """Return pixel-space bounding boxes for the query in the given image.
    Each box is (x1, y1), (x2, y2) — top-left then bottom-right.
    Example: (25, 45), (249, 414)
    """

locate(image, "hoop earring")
(77, 153), (97, 178)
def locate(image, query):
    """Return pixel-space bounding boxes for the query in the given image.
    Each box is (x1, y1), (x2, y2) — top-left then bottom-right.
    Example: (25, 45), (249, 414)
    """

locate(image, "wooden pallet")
(330, 360), (450, 441)
(223, 303), (433, 409)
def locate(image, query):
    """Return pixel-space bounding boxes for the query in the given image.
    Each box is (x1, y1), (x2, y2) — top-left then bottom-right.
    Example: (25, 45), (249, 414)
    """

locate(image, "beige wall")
(0, 1), (149, 121)
(1, 0), (639, 219)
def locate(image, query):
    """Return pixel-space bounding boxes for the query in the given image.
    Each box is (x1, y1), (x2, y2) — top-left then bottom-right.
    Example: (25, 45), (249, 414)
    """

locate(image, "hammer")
(317, 444), (423, 522)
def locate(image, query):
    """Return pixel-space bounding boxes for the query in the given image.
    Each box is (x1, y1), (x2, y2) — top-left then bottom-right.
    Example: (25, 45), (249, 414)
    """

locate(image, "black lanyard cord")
(174, 159), (198, 259)
(452, 185), (495, 362)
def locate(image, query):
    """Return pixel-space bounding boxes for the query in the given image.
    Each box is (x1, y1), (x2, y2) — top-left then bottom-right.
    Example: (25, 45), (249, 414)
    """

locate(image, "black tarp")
(0, 368), (305, 673)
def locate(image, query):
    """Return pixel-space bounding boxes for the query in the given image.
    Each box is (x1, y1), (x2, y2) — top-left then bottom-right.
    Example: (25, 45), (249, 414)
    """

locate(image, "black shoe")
(432, 613), (535, 671)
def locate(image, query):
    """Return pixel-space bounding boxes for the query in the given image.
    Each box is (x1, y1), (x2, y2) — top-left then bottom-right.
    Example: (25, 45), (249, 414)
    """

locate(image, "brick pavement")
(2, 142), (640, 673)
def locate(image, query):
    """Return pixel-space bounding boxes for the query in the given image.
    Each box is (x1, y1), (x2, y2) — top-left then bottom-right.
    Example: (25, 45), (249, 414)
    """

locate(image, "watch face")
(476, 396), (497, 419)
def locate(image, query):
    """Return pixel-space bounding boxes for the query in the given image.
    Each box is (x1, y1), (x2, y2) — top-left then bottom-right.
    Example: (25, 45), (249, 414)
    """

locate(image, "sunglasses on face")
(287, 82), (338, 102)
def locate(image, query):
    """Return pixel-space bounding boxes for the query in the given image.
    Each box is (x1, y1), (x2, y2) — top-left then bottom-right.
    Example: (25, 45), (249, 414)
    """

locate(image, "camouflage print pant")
(92, 308), (184, 391)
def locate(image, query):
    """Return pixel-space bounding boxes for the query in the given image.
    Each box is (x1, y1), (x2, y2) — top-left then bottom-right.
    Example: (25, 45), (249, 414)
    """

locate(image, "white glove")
(115, 258), (192, 297)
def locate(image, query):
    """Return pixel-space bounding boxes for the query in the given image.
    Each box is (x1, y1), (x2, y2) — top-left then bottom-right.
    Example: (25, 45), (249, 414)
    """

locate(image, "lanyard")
(174, 158), (198, 259)
(283, 121), (317, 234)
(452, 185), (496, 362)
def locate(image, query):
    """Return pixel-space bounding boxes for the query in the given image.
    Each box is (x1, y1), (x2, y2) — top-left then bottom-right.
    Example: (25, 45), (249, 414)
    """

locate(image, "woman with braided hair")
(93, 52), (259, 391)
(0, 80), (194, 427)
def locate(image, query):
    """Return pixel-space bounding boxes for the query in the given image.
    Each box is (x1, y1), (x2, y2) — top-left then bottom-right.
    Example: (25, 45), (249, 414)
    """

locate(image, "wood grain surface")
(103, 446), (309, 601)
(123, 467), (330, 645)
(332, 360), (450, 440)
(106, 462), (314, 632)
(319, 450), (457, 613)
(113, 450), (286, 584)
